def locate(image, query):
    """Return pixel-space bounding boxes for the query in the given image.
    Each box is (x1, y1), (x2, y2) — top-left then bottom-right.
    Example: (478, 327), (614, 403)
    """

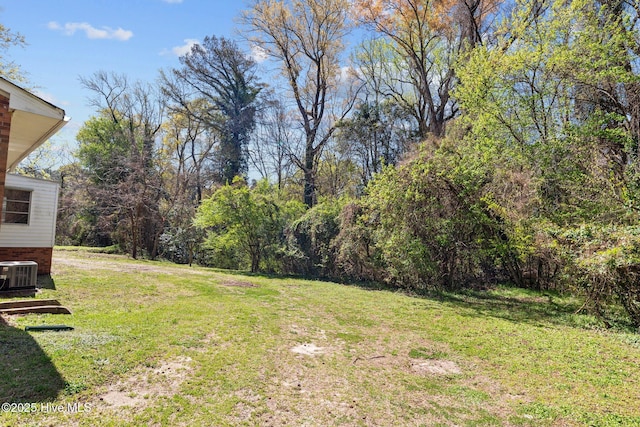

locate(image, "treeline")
(53, 0), (640, 327)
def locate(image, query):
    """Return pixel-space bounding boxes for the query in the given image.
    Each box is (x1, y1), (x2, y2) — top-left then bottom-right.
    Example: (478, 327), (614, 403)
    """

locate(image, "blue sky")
(1, 0), (250, 155)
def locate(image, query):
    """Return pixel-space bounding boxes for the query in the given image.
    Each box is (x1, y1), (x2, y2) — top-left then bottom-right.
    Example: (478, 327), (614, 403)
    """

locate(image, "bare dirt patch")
(290, 342), (328, 356)
(221, 279), (257, 288)
(96, 356), (193, 409)
(411, 359), (462, 375)
(52, 252), (208, 277)
(232, 388), (263, 422)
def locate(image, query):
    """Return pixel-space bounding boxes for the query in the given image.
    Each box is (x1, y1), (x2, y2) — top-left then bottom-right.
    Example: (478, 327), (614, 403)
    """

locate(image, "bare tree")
(242, 0), (359, 207)
(335, 99), (415, 186)
(78, 71), (165, 259)
(353, 0), (501, 138)
(249, 96), (297, 189)
(160, 35), (261, 184)
(162, 101), (219, 204)
(156, 105), (219, 264)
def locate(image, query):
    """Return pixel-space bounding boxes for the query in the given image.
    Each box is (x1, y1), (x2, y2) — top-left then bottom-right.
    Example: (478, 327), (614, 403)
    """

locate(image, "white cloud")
(249, 45), (269, 63)
(339, 66), (357, 82)
(48, 21), (133, 41)
(161, 38), (199, 57)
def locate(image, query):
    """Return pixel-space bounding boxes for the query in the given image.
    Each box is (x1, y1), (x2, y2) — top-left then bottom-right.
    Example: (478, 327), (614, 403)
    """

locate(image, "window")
(2, 189), (31, 224)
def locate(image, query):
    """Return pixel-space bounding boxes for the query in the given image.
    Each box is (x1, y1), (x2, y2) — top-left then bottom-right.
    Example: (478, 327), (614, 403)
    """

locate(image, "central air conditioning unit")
(0, 261), (38, 291)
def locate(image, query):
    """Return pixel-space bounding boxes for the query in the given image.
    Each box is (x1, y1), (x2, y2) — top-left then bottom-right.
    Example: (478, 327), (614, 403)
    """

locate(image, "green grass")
(1, 248), (639, 425)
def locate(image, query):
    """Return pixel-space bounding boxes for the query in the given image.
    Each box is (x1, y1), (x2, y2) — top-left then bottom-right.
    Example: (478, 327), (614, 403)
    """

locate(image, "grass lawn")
(1, 248), (640, 426)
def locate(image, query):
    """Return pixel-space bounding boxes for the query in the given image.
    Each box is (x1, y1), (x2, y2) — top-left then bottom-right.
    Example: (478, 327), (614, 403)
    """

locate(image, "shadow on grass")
(232, 268), (591, 330)
(36, 274), (56, 290)
(0, 315), (65, 402)
(435, 290), (576, 325)
(425, 288), (635, 332)
(228, 268), (576, 327)
(236, 269), (398, 290)
(339, 279), (630, 332)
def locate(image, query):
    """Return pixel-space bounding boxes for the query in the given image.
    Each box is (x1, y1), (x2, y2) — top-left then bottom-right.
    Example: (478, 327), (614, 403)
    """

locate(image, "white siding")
(0, 174), (58, 247)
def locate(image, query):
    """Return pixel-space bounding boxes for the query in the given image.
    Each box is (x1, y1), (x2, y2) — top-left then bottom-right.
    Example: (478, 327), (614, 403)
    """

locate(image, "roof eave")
(7, 115), (70, 171)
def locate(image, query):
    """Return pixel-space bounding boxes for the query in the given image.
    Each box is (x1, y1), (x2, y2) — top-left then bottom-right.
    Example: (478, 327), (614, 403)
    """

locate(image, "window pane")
(5, 200), (29, 213)
(2, 189), (31, 224)
(5, 189), (30, 202)
(4, 212), (28, 224)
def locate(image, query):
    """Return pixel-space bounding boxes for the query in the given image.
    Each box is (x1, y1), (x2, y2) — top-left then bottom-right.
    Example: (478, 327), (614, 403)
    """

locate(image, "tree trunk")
(130, 210), (138, 260)
(250, 245), (260, 273)
(303, 133), (317, 207)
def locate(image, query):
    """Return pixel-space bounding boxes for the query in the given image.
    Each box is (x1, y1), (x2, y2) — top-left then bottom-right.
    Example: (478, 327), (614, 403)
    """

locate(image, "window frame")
(2, 188), (32, 225)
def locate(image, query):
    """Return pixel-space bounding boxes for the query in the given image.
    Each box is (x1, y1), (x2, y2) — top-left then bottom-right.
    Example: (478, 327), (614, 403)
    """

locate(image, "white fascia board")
(0, 78), (66, 120)
(0, 77), (69, 170)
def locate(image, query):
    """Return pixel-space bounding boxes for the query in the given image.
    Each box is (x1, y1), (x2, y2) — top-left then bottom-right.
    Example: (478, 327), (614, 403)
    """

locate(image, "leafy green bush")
(334, 201), (384, 283)
(194, 178), (306, 273)
(196, 179), (279, 272)
(555, 225), (640, 328)
(282, 198), (347, 277)
(342, 137), (510, 291)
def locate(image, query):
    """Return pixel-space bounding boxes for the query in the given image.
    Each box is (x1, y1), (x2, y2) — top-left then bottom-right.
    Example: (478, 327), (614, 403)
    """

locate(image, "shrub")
(348, 140), (508, 291)
(282, 198), (346, 277)
(557, 225), (640, 329)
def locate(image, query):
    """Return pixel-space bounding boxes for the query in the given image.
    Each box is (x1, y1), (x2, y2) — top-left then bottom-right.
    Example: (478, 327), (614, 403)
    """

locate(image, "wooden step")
(0, 305), (71, 315)
(0, 299), (61, 310)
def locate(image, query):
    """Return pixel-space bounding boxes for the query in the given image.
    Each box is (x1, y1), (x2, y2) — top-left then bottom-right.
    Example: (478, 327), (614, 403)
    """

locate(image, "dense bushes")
(193, 132), (547, 293)
(344, 143), (503, 290)
(194, 179), (306, 273)
(551, 225), (640, 328)
(281, 200), (345, 277)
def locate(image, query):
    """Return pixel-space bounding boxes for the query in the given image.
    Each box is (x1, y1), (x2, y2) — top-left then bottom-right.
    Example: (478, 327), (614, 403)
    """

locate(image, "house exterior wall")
(0, 93), (12, 221)
(0, 247), (52, 274)
(0, 174), (59, 274)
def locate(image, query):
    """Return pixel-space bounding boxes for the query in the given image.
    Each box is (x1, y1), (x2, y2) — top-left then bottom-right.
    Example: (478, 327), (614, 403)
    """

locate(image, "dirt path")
(52, 250), (208, 276)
